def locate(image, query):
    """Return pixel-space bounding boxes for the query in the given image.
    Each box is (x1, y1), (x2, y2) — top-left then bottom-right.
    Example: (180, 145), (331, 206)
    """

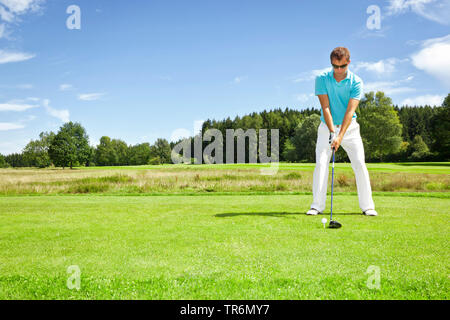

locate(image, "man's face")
(331, 58), (350, 77)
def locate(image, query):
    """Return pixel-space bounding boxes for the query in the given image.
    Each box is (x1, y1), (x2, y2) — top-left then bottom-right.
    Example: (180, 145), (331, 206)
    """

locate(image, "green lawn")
(0, 194), (448, 299)
(76, 162), (450, 174)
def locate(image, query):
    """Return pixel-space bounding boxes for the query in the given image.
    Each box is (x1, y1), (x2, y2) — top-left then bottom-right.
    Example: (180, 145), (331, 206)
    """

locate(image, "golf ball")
(321, 218), (327, 224)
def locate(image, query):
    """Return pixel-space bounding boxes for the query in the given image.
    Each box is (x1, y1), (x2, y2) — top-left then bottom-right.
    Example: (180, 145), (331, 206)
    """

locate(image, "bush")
(336, 174), (350, 187)
(283, 172), (302, 180)
(0, 154), (8, 168)
(149, 156), (162, 165)
(67, 183), (110, 194)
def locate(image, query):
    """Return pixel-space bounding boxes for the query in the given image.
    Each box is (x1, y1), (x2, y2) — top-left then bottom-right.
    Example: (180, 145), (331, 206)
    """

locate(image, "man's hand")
(329, 131), (336, 145)
(331, 135), (342, 152)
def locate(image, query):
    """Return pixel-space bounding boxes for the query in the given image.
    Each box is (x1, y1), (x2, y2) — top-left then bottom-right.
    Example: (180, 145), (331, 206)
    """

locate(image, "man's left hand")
(331, 135), (342, 152)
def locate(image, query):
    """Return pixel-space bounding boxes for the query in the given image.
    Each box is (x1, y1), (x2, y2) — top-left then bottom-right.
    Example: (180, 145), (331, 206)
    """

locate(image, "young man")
(306, 47), (377, 216)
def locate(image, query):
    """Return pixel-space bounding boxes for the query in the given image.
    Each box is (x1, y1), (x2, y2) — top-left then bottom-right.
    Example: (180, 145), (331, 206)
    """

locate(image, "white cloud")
(233, 76), (247, 84)
(0, 0), (45, 39)
(411, 34), (450, 86)
(42, 99), (69, 123)
(0, 5), (13, 22)
(0, 0), (44, 17)
(170, 128), (191, 142)
(401, 94), (445, 106)
(364, 76), (415, 95)
(0, 97), (69, 123)
(0, 140), (28, 154)
(0, 23), (5, 37)
(22, 114), (35, 121)
(17, 83), (32, 89)
(0, 102), (37, 111)
(59, 83), (73, 91)
(353, 58), (407, 75)
(386, 0), (450, 25)
(0, 50), (35, 64)
(353, 25), (391, 39)
(78, 93), (106, 101)
(0, 122), (24, 131)
(0, 84), (34, 89)
(293, 67), (331, 82)
(365, 82), (415, 95)
(295, 93), (314, 103)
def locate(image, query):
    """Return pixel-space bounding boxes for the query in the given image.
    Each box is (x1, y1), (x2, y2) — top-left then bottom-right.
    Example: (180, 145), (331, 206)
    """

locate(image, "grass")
(0, 194), (448, 299)
(0, 163), (448, 195)
(74, 162), (450, 174)
(0, 162), (448, 299)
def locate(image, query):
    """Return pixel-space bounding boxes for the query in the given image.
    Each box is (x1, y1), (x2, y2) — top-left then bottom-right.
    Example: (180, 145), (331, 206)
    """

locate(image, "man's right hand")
(329, 131), (336, 145)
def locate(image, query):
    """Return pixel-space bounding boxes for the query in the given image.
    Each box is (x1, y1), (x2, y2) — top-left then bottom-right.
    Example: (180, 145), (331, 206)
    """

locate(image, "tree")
(357, 91), (403, 162)
(48, 122), (90, 169)
(409, 135), (431, 161)
(22, 131), (55, 168)
(111, 139), (129, 165)
(86, 145), (96, 167)
(95, 136), (118, 166)
(282, 139), (298, 162)
(430, 93), (450, 160)
(48, 130), (77, 169)
(60, 122), (91, 167)
(290, 114), (321, 162)
(149, 156), (162, 165)
(4, 153), (27, 167)
(0, 154), (8, 168)
(150, 138), (172, 164)
(128, 143), (151, 165)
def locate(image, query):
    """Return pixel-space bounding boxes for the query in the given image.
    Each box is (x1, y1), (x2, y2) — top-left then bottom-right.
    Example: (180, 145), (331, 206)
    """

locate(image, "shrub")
(149, 156), (162, 165)
(336, 174), (350, 187)
(283, 172), (302, 180)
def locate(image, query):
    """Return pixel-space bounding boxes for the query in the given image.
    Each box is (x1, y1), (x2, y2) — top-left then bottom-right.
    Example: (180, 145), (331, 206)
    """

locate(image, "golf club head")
(328, 220), (342, 229)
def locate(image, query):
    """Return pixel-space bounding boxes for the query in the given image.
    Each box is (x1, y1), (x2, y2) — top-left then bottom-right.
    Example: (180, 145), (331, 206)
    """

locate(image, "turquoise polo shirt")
(315, 68), (363, 125)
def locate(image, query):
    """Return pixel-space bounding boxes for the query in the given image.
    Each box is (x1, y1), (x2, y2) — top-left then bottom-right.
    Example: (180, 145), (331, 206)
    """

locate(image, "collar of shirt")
(329, 69), (352, 84)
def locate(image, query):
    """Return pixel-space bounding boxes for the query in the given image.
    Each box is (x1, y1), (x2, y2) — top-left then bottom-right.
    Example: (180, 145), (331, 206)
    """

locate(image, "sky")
(0, 0), (449, 155)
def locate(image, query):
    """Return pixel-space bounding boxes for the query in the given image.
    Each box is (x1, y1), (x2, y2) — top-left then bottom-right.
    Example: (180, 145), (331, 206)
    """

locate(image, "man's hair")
(330, 47), (350, 62)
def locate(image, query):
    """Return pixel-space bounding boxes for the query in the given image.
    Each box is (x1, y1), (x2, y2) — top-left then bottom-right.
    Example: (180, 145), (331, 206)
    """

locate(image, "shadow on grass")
(215, 211), (362, 218)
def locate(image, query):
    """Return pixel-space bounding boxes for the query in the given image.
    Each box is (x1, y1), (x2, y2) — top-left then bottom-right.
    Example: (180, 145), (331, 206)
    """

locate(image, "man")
(306, 47), (377, 216)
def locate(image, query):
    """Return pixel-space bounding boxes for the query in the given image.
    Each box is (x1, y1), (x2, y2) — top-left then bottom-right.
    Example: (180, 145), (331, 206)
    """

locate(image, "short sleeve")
(315, 76), (327, 96)
(350, 79), (363, 100)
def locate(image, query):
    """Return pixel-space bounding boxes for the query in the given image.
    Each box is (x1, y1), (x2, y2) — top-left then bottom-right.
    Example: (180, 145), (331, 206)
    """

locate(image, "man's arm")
(317, 94), (335, 133)
(337, 98), (360, 139)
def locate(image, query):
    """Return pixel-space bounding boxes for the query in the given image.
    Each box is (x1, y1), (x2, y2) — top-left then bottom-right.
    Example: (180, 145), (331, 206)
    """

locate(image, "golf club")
(329, 147), (342, 229)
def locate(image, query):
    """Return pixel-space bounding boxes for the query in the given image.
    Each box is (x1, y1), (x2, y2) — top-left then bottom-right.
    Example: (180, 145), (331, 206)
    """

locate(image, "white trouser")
(310, 119), (375, 213)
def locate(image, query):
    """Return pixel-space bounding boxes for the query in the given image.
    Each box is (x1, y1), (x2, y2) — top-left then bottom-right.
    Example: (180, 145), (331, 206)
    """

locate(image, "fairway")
(1, 193), (448, 299)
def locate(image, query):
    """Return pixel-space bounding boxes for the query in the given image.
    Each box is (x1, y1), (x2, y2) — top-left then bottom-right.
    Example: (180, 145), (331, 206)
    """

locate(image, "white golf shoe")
(363, 209), (378, 216)
(306, 208), (322, 215)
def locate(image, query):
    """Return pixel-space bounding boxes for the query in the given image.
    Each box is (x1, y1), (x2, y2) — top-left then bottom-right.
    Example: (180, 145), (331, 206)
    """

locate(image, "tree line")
(1, 124), (174, 169)
(0, 91), (448, 168)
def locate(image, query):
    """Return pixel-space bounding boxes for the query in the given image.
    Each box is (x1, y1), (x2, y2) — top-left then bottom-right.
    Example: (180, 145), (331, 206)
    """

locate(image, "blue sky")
(0, 0), (449, 154)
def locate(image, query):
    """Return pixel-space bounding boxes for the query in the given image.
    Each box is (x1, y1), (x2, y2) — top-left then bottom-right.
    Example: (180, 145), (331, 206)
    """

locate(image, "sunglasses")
(332, 63), (348, 69)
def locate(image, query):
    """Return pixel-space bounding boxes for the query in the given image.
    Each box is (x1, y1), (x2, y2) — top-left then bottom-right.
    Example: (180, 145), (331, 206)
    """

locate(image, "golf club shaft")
(330, 147), (335, 221)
